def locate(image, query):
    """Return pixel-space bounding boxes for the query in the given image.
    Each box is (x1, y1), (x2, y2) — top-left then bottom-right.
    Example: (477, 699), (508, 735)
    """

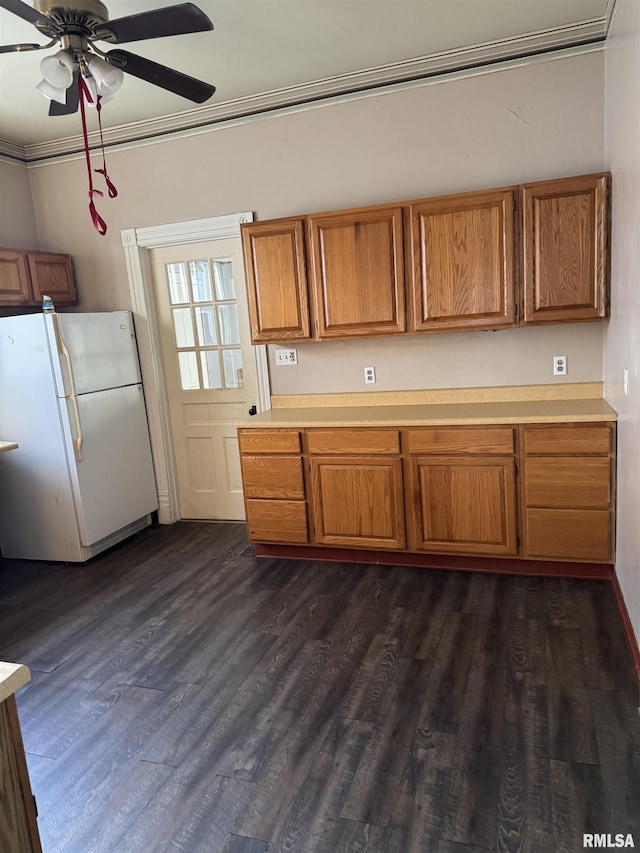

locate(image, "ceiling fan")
(0, 0), (216, 114)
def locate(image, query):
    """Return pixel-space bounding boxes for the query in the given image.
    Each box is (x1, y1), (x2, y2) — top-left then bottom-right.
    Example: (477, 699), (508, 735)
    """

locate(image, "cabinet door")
(310, 456), (405, 549)
(407, 188), (517, 332)
(406, 455), (518, 555)
(521, 173), (609, 324)
(27, 251), (75, 305)
(0, 249), (32, 305)
(241, 218), (311, 343)
(308, 205), (405, 338)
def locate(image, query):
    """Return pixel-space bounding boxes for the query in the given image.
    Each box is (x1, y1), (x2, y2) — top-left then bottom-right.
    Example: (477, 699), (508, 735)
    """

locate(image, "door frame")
(122, 212), (271, 524)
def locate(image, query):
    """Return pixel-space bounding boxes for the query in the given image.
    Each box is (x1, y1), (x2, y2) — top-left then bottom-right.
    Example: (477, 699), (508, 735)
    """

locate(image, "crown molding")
(0, 15), (610, 165)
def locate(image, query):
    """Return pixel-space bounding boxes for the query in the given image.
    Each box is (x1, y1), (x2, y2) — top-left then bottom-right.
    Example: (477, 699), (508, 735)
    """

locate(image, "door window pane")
(195, 306), (217, 346)
(201, 350), (223, 389)
(178, 351), (200, 390)
(167, 263), (189, 304)
(218, 304), (240, 345)
(212, 260), (235, 300)
(189, 260), (212, 303)
(172, 307), (194, 347)
(223, 349), (244, 389)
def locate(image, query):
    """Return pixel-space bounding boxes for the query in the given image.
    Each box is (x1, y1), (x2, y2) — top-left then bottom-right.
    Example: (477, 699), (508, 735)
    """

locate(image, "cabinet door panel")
(241, 455), (305, 499)
(27, 252), (75, 305)
(524, 457), (611, 509)
(239, 429), (302, 455)
(522, 424), (612, 455)
(241, 218), (311, 342)
(408, 455), (517, 555)
(524, 508), (611, 561)
(0, 250), (32, 305)
(309, 206), (405, 338)
(408, 189), (516, 332)
(406, 426), (515, 455)
(522, 173), (609, 323)
(246, 498), (308, 544)
(311, 456), (405, 549)
(307, 428), (400, 455)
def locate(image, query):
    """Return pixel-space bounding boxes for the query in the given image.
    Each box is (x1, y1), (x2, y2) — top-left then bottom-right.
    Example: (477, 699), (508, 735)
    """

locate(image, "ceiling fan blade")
(0, 0), (51, 28)
(95, 3), (213, 44)
(48, 73), (80, 116)
(0, 42), (42, 53)
(106, 49), (215, 103)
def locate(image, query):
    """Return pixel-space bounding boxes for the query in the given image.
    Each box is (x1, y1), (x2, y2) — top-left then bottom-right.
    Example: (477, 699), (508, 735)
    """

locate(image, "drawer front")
(523, 424), (612, 455)
(246, 499), (308, 544)
(406, 426), (515, 455)
(241, 455), (305, 499)
(524, 508), (611, 562)
(524, 457), (611, 509)
(239, 429), (301, 454)
(307, 428), (400, 455)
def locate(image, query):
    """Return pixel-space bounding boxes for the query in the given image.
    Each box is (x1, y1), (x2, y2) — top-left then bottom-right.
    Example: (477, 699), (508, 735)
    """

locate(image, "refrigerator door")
(62, 383), (158, 546)
(0, 313), (84, 561)
(48, 311), (142, 396)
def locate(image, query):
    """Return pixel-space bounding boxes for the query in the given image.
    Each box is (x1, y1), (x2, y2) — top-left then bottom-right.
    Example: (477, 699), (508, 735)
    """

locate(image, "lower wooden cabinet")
(0, 695), (42, 852)
(239, 429), (309, 545)
(406, 455), (518, 555)
(310, 456), (405, 549)
(520, 423), (614, 562)
(238, 421), (616, 564)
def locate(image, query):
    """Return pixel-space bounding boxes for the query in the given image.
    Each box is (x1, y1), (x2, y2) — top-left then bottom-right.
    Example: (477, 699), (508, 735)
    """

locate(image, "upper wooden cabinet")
(241, 218), (310, 343)
(307, 205), (405, 338)
(0, 248), (76, 307)
(407, 188), (517, 333)
(521, 173), (610, 324)
(240, 172), (611, 344)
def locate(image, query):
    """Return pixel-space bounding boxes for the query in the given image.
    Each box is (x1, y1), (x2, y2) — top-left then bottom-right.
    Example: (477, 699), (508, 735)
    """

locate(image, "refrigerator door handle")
(52, 315), (84, 461)
(66, 393), (84, 461)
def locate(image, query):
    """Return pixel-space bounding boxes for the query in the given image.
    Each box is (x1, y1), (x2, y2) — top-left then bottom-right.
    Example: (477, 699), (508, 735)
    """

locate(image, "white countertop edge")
(0, 662), (31, 703)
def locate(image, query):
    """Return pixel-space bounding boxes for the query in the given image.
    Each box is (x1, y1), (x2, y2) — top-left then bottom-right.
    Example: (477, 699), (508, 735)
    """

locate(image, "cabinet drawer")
(307, 429), (400, 455)
(524, 457), (611, 508)
(523, 424), (612, 455)
(246, 499), (308, 544)
(524, 508), (611, 562)
(406, 426), (515, 455)
(239, 429), (301, 454)
(241, 455), (305, 499)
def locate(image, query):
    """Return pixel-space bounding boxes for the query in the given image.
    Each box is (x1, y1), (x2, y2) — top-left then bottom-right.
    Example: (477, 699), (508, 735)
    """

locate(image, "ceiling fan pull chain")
(94, 96), (118, 199)
(78, 76), (107, 235)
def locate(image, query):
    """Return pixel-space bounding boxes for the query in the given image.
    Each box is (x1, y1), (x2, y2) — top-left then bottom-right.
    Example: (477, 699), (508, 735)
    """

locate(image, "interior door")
(151, 239), (258, 520)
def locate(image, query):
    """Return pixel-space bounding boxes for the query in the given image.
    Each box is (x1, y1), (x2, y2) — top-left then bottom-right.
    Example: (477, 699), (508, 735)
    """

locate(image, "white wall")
(26, 50), (606, 391)
(604, 0), (640, 648)
(0, 158), (38, 249)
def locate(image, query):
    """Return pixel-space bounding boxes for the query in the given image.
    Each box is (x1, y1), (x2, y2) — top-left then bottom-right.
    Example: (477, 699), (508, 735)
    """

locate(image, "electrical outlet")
(274, 348), (297, 366)
(364, 366), (376, 384)
(553, 355), (567, 376)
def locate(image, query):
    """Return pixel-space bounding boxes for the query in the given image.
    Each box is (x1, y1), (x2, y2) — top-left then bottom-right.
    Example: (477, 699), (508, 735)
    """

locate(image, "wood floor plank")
(545, 625), (599, 764)
(550, 759), (608, 853)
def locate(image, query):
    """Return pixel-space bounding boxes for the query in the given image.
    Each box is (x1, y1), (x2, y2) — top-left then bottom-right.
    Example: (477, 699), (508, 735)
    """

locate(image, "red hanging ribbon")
(78, 75), (118, 235)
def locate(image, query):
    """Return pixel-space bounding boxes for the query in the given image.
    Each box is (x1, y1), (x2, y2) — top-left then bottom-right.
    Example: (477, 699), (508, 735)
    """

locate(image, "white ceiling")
(0, 0), (613, 154)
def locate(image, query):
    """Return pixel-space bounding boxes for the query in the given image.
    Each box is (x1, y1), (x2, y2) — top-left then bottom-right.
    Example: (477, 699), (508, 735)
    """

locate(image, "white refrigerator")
(0, 311), (158, 562)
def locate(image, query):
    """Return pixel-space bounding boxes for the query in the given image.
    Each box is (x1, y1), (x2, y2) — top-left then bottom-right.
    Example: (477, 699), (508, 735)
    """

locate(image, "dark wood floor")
(1, 521), (639, 853)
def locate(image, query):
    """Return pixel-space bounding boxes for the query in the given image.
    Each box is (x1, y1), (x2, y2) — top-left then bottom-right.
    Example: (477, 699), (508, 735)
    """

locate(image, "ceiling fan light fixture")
(87, 54), (124, 96)
(40, 48), (74, 88)
(36, 76), (68, 104)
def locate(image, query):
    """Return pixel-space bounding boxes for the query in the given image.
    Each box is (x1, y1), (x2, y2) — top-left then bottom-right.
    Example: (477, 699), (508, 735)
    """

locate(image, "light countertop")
(0, 441), (18, 453)
(0, 662), (31, 704)
(236, 384), (617, 429)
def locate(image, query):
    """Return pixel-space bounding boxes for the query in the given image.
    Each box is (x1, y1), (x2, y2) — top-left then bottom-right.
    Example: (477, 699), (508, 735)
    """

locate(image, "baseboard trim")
(254, 543), (614, 579)
(611, 571), (640, 685)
